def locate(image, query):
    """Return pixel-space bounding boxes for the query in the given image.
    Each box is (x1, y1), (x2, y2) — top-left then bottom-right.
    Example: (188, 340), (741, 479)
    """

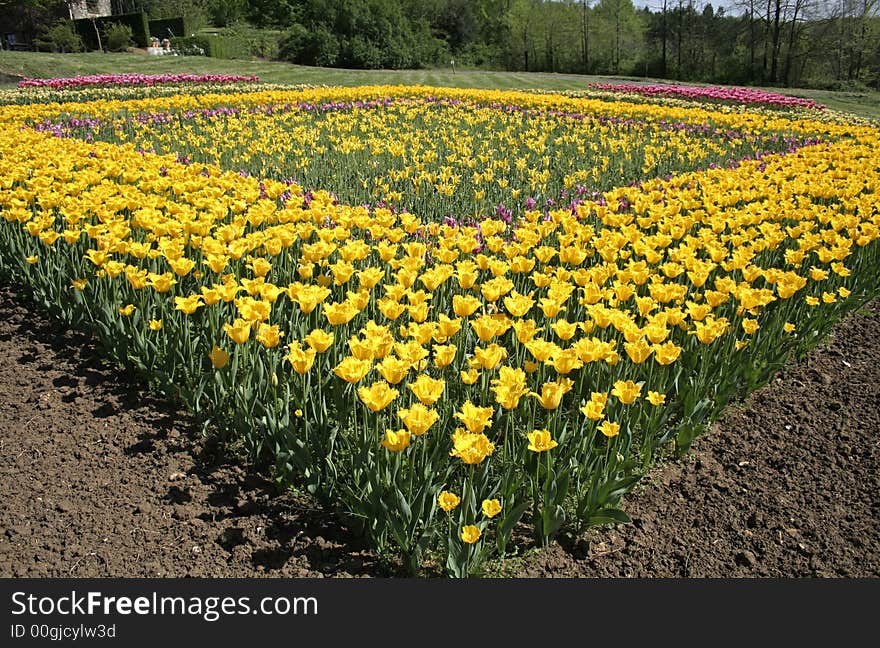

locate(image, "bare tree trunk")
(677, 0), (683, 76)
(782, 1), (802, 86)
(770, 0), (782, 83)
(835, 0), (846, 80)
(851, 0), (879, 80)
(92, 18), (103, 52)
(748, 0), (756, 79)
(614, 2), (621, 73)
(582, 0), (590, 74)
(661, 0), (667, 76)
(763, 0), (772, 79)
(853, 18), (865, 78)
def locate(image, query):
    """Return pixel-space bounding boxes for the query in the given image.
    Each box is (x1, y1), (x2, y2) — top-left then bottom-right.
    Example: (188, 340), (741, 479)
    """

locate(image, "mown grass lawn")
(2, 50), (879, 119)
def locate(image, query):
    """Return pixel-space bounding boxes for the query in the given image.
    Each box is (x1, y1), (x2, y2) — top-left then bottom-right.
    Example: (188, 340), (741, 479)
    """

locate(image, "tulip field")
(0, 76), (878, 576)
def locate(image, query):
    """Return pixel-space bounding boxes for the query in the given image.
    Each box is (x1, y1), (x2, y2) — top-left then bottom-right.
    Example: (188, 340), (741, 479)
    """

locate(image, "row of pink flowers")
(588, 82), (825, 110)
(18, 73), (260, 90)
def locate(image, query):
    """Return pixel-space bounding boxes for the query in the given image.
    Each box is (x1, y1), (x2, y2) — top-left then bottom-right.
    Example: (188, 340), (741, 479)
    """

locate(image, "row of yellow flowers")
(49, 92), (814, 215)
(0, 85), (878, 575)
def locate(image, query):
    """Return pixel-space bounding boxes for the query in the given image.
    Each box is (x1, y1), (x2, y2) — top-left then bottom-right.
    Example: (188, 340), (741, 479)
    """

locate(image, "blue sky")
(637, 0), (743, 14)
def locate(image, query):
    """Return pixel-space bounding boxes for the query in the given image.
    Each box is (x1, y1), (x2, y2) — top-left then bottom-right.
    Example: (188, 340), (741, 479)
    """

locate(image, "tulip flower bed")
(0, 82), (292, 108)
(0, 85), (878, 576)
(17, 73), (261, 90)
(588, 82), (825, 111)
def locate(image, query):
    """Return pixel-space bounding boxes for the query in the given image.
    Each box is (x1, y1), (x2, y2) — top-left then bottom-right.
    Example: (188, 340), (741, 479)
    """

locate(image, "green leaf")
(555, 470), (570, 503)
(540, 504), (566, 540)
(498, 499), (530, 542)
(446, 525), (466, 578)
(590, 508), (631, 525)
(395, 488), (412, 524)
(605, 474), (642, 499)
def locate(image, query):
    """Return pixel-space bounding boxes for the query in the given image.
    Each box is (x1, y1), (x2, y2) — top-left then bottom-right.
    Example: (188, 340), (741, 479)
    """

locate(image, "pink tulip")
(18, 74), (260, 90)
(588, 82), (824, 110)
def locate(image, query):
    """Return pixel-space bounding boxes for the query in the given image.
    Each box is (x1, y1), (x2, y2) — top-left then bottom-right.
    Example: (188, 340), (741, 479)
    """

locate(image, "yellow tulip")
(397, 403), (439, 436)
(531, 378), (574, 410)
(323, 300), (359, 326)
(433, 344), (457, 368)
(452, 400), (493, 435)
(526, 429), (558, 453)
(438, 491), (460, 512)
(473, 344), (507, 371)
(460, 368), (480, 385)
(503, 291), (534, 317)
(450, 428), (495, 464)
(209, 346), (230, 369)
(172, 295), (202, 316)
(452, 294), (481, 317)
(623, 338), (652, 364)
(380, 428), (411, 452)
(549, 348), (583, 374)
(224, 318), (252, 345)
(481, 499), (502, 518)
(333, 356), (372, 384)
(551, 319), (578, 341)
(652, 341), (682, 366)
(148, 272), (176, 293)
(408, 375), (445, 405)
(377, 356), (410, 384)
(304, 329), (334, 353)
(460, 525), (481, 544)
(599, 420), (621, 438)
(612, 380), (642, 405)
(741, 318), (760, 335)
(287, 342), (317, 375)
(358, 381), (399, 412)
(490, 365), (529, 410)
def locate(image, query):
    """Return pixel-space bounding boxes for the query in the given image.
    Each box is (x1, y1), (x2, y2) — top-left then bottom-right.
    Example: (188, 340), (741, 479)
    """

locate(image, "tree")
(737, 0), (759, 79)
(769, 0), (783, 82)
(577, 0), (593, 73)
(34, 18), (83, 52)
(245, 0), (300, 28)
(660, 0), (668, 76)
(437, 0), (479, 51)
(504, 0), (538, 70)
(831, 0), (880, 82)
(592, 0), (642, 74)
(207, 0), (247, 27)
(0, 1), (69, 43)
(780, 0), (812, 85)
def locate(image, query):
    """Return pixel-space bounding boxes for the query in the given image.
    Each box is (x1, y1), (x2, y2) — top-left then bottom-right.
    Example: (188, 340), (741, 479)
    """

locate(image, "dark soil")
(0, 283), (877, 578)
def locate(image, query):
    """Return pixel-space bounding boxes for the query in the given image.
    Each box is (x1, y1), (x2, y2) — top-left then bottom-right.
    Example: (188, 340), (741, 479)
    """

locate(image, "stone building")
(67, 1), (114, 20)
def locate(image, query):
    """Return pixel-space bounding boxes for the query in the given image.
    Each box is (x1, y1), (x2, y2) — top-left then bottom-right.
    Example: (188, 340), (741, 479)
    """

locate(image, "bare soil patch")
(0, 284), (877, 578)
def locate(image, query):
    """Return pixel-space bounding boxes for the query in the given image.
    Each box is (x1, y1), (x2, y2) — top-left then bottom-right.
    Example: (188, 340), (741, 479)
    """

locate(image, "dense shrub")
(104, 23), (134, 53)
(278, 24), (340, 67)
(35, 22), (84, 54)
(171, 27), (281, 60)
(73, 12), (150, 50)
(208, 0), (249, 28)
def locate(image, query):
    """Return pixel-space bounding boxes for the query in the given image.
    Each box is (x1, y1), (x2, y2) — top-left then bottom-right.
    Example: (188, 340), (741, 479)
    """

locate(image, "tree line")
(4, 0), (879, 89)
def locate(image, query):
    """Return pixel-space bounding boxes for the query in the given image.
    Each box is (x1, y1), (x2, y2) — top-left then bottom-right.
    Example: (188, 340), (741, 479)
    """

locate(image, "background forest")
(3, 0), (879, 90)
